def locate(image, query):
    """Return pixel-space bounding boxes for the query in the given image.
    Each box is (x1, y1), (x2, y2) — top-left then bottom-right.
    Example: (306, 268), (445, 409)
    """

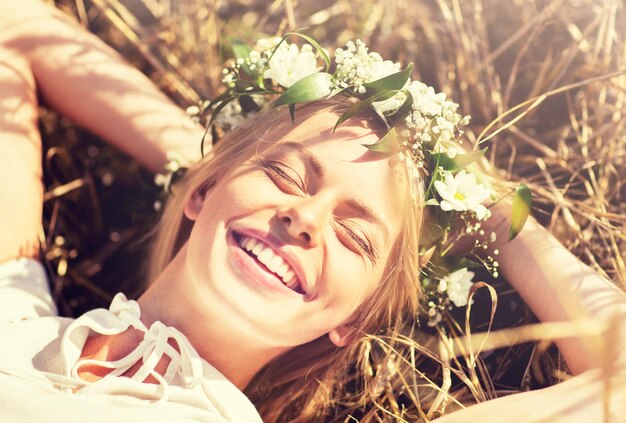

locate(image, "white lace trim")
(63, 293), (203, 403)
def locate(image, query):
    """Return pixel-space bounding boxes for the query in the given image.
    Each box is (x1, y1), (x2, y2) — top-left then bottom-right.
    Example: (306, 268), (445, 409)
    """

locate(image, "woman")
(1, 0), (625, 422)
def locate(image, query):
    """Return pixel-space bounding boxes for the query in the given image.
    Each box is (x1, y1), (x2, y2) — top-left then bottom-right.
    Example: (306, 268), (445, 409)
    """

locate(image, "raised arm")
(0, 0), (205, 172)
(0, 0), (205, 263)
(437, 202), (626, 421)
(488, 203), (626, 374)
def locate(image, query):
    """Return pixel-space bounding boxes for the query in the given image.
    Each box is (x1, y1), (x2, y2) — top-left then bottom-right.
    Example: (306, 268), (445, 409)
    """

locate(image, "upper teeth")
(238, 235), (298, 286)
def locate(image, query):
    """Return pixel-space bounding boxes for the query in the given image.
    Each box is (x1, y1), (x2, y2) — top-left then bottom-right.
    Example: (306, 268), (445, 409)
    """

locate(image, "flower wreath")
(159, 33), (532, 326)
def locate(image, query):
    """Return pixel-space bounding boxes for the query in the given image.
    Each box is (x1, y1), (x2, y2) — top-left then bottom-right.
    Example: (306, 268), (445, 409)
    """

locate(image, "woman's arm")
(488, 204), (626, 375)
(437, 203), (626, 421)
(435, 366), (626, 422)
(0, 22), (41, 262)
(0, 0), (206, 263)
(0, 0), (205, 173)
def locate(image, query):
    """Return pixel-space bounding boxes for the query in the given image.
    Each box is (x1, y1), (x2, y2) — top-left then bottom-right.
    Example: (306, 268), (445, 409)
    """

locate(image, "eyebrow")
(273, 141), (390, 245)
(275, 141), (324, 178)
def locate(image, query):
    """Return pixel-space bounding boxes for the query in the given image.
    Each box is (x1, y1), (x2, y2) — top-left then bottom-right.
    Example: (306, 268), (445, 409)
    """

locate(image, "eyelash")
(258, 159), (305, 194)
(257, 158), (376, 261)
(336, 221), (377, 262)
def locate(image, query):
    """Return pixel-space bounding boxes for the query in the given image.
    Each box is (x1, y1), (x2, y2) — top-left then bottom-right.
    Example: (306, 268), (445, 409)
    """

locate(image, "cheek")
(204, 177), (267, 221)
(322, 248), (382, 314)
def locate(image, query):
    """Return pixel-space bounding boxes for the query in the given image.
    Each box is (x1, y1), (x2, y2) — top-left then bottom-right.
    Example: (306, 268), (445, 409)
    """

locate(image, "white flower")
(185, 105), (200, 116)
(369, 61), (408, 117)
(441, 268), (475, 307)
(263, 43), (319, 88)
(255, 37), (283, 52)
(446, 146), (458, 158)
(433, 170), (491, 220)
(213, 100), (247, 129)
(368, 59), (401, 82)
(334, 40), (404, 94)
(437, 279), (448, 293)
(213, 94), (268, 131)
(403, 80), (469, 153)
(427, 306), (442, 326)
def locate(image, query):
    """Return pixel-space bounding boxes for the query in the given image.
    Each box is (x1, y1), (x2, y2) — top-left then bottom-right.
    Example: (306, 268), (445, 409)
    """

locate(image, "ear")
(183, 187), (206, 221)
(328, 323), (356, 347)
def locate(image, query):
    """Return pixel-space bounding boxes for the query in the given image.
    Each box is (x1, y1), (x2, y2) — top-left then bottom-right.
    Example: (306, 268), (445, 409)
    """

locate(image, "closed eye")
(335, 220), (377, 263)
(254, 157), (377, 263)
(256, 158), (306, 195)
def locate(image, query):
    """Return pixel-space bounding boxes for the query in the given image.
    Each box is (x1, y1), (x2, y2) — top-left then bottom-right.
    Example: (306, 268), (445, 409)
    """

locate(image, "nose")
(276, 194), (333, 247)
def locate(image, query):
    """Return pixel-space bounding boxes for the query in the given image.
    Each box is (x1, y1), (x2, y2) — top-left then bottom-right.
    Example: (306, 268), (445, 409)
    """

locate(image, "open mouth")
(232, 231), (304, 294)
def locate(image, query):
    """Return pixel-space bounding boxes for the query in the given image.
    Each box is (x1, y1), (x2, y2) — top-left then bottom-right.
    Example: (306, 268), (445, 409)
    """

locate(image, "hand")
(3, 0), (206, 174)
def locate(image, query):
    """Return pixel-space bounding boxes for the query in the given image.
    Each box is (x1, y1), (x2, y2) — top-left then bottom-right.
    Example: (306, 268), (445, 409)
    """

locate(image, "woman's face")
(183, 110), (408, 348)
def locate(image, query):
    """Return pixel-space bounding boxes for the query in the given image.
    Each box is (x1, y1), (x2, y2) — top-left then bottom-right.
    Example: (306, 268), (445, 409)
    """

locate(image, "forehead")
(265, 110), (409, 239)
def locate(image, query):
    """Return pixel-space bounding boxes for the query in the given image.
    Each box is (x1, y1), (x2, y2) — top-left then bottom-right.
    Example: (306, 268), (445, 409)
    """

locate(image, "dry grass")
(44, 0), (625, 421)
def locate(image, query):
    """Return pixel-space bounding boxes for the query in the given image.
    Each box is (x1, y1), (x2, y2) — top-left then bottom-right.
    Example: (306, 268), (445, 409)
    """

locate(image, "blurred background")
(43, 0), (625, 417)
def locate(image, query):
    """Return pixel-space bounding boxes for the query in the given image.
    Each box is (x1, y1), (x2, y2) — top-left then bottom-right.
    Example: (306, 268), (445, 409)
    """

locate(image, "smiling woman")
(140, 99), (423, 403)
(1, 1), (626, 422)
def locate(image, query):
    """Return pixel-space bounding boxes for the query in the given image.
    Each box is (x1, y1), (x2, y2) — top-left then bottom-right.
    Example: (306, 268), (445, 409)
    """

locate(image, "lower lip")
(226, 231), (302, 298)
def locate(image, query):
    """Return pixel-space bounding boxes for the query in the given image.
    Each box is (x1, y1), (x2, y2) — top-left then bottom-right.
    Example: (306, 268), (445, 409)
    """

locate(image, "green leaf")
(424, 156), (443, 200)
(202, 96), (235, 156)
(362, 63), (414, 97)
(228, 39), (254, 78)
(422, 222), (444, 244)
(239, 95), (260, 114)
(508, 183), (532, 240)
(333, 90), (400, 131)
(455, 257), (483, 269)
(202, 89), (231, 112)
(363, 127), (401, 153)
(234, 79), (259, 91)
(288, 104), (296, 123)
(230, 39), (251, 60)
(273, 72), (333, 107)
(207, 98), (235, 130)
(232, 89), (279, 96)
(429, 148), (487, 171)
(386, 90), (413, 126)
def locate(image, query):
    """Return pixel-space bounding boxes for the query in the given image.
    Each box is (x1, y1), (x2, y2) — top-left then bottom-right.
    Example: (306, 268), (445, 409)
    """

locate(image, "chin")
(185, 226), (329, 347)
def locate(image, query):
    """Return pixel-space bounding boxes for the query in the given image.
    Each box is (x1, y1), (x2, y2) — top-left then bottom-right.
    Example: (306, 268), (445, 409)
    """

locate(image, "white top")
(0, 258), (262, 422)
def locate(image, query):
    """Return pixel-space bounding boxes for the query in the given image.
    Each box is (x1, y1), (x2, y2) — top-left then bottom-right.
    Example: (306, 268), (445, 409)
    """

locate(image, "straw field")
(43, 0), (625, 420)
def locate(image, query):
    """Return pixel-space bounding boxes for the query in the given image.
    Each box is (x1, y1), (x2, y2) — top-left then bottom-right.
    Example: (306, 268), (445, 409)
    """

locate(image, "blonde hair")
(146, 98), (425, 421)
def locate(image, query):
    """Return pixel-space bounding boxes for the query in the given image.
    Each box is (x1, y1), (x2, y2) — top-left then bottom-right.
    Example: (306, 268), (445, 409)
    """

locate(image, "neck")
(138, 285), (288, 390)
(80, 245), (289, 390)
